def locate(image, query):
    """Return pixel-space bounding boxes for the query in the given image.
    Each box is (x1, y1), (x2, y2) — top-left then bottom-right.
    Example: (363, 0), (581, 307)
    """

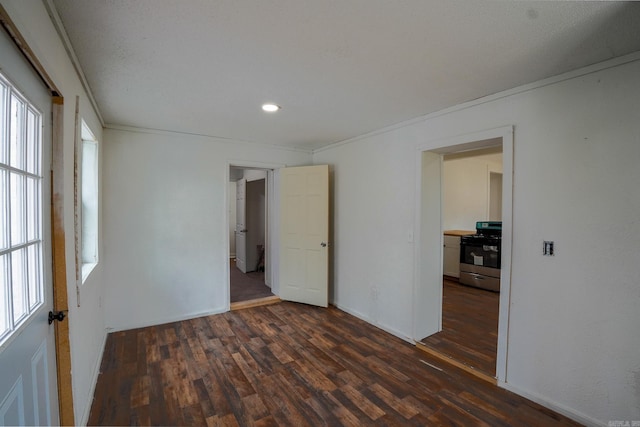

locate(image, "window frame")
(76, 120), (99, 284)
(0, 72), (45, 348)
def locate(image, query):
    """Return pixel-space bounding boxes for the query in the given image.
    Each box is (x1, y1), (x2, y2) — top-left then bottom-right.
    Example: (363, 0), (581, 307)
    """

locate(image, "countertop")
(443, 229), (476, 237)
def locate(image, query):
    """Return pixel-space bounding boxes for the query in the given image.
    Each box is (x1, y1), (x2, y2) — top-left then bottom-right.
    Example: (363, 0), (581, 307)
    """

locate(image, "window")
(79, 121), (99, 282)
(0, 72), (44, 345)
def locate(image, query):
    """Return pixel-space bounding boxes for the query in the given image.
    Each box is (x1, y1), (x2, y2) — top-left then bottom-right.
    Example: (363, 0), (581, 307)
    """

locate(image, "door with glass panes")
(0, 26), (59, 426)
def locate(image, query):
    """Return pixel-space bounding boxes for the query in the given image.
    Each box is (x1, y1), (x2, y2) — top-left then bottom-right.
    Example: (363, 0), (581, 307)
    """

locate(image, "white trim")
(270, 169), (281, 295)
(80, 263), (96, 283)
(228, 160), (286, 170)
(411, 152), (421, 344)
(496, 128), (513, 383)
(106, 124), (313, 154)
(413, 125), (513, 384)
(107, 307), (229, 333)
(313, 51), (640, 155)
(499, 381), (602, 427)
(78, 329), (107, 427)
(78, 121), (99, 285)
(333, 303), (414, 345)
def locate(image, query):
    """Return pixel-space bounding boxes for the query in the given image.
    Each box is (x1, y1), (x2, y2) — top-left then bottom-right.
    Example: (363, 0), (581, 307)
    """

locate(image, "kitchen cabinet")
(443, 235), (461, 278)
(443, 230), (475, 278)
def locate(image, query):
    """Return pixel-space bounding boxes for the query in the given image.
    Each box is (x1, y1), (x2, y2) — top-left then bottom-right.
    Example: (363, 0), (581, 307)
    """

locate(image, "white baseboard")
(332, 303), (414, 345)
(79, 329), (108, 426)
(332, 303), (602, 426)
(107, 307), (229, 333)
(499, 381), (604, 427)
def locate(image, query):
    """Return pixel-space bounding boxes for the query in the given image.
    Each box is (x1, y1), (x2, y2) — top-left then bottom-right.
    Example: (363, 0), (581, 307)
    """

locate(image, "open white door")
(245, 179), (265, 272)
(0, 27), (59, 426)
(235, 178), (247, 273)
(279, 165), (329, 307)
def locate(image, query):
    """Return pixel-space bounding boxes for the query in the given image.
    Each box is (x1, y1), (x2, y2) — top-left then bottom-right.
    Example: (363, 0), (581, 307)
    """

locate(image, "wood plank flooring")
(420, 279), (499, 377)
(88, 302), (579, 426)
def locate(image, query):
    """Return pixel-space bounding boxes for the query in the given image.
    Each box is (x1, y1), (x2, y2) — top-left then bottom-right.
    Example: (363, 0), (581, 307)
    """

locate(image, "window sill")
(81, 262), (98, 284)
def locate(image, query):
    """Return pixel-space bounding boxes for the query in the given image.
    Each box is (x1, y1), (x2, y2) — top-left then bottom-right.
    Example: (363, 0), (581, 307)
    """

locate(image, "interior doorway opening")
(420, 146), (503, 379)
(228, 166), (275, 306)
(413, 126), (513, 384)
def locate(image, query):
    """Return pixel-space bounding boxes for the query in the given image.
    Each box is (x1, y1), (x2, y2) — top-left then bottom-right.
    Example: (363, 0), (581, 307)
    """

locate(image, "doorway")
(228, 166), (274, 305)
(420, 146), (503, 379)
(413, 126), (513, 384)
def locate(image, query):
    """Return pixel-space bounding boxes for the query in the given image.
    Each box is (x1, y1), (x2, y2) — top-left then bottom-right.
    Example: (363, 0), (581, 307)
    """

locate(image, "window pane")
(27, 243), (41, 309)
(0, 254), (8, 336)
(26, 108), (39, 175)
(26, 177), (39, 242)
(81, 137), (99, 266)
(10, 172), (25, 246)
(9, 94), (25, 170)
(11, 247), (27, 322)
(0, 170), (7, 250)
(0, 73), (44, 344)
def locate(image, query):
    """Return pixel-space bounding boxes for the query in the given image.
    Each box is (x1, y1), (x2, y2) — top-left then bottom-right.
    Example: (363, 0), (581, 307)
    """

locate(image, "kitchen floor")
(419, 279), (499, 377)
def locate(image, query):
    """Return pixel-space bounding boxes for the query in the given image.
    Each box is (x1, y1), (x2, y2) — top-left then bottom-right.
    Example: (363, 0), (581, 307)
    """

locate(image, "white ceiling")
(51, 1), (640, 151)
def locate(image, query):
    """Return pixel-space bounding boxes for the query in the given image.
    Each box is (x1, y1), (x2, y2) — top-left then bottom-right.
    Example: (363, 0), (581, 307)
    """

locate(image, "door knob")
(321, 242), (327, 247)
(48, 310), (67, 324)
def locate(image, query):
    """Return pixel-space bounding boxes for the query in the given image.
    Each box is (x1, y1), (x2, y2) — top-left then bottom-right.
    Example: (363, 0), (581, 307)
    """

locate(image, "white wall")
(313, 56), (640, 425)
(443, 152), (502, 230)
(103, 128), (310, 331)
(316, 133), (419, 340)
(7, 3), (639, 424)
(0, 1), (106, 424)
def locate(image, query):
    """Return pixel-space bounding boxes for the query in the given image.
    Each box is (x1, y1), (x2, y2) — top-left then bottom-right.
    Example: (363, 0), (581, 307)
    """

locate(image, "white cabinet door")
(279, 165), (329, 307)
(443, 235), (461, 278)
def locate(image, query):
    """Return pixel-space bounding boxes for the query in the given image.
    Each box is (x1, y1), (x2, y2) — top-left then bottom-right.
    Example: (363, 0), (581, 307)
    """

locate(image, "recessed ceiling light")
(262, 103), (281, 113)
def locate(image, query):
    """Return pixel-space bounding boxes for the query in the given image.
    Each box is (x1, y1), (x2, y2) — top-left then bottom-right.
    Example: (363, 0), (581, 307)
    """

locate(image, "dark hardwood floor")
(88, 302), (578, 426)
(420, 279), (499, 377)
(230, 259), (274, 303)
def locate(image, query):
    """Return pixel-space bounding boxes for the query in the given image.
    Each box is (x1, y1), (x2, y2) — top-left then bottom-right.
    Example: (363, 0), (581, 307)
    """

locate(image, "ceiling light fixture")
(262, 103), (281, 112)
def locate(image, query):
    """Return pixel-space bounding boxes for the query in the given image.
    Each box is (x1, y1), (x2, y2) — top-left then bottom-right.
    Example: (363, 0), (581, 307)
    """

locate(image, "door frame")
(226, 161), (284, 308)
(0, 5), (74, 425)
(413, 125), (513, 383)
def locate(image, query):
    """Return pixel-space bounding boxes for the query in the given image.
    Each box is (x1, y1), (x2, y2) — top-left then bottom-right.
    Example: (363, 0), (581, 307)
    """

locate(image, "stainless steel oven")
(459, 221), (501, 292)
